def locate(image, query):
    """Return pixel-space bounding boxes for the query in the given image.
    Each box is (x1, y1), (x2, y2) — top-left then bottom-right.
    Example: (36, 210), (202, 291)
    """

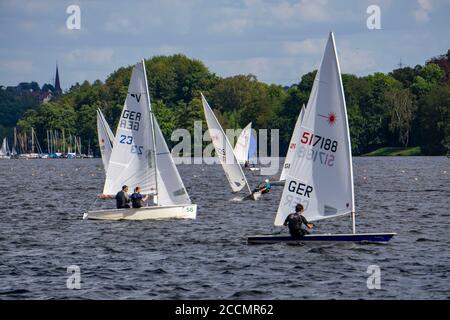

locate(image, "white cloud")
(255, 0), (330, 22)
(2, 0), (55, 15)
(210, 56), (306, 84)
(297, 0), (329, 22)
(413, 0), (433, 22)
(63, 48), (114, 65)
(103, 1), (195, 36)
(0, 60), (33, 73)
(104, 14), (140, 35)
(56, 24), (88, 37)
(208, 18), (250, 34)
(207, 0), (330, 35)
(283, 38), (326, 56)
(337, 45), (376, 74)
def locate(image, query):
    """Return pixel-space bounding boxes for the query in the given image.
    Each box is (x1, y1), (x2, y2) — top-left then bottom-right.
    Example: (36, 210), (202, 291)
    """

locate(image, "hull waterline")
(83, 204), (197, 220)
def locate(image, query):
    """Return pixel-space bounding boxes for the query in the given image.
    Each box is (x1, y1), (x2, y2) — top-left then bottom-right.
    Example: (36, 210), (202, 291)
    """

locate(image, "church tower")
(54, 64), (62, 95)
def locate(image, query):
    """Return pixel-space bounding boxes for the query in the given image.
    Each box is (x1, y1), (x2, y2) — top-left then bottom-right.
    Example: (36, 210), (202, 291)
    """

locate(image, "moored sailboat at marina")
(0, 138), (11, 159)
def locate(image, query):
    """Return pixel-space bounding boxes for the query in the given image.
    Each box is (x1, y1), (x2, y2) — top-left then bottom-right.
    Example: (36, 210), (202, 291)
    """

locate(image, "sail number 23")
(301, 131), (338, 152)
(119, 135), (143, 155)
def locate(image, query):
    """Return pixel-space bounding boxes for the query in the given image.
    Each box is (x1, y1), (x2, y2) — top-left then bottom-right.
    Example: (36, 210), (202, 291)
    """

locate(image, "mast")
(62, 128), (66, 154)
(31, 128), (35, 153)
(34, 129), (43, 154)
(51, 130), (53, 154)
(141, 59), (159, 204)
(13, 127), (17, 154)
(78, 136), (82, 156)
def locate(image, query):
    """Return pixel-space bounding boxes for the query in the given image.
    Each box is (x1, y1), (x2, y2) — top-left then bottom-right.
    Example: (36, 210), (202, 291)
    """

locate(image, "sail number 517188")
(300, 131), (338, 152)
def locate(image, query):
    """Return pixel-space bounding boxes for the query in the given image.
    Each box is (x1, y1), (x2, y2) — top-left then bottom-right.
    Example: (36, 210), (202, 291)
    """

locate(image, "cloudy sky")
(0, 0), (449, 89)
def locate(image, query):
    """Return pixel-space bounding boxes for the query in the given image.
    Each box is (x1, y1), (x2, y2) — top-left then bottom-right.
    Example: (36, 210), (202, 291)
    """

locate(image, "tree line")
(2, 51), (449, 156)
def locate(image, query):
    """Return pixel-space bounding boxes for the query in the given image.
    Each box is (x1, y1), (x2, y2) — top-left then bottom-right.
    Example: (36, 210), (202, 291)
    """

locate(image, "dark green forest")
(1, 51), (449, 156)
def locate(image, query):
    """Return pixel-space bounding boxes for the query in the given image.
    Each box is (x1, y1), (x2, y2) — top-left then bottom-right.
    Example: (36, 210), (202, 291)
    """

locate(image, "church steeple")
(54, 63), (62, 95)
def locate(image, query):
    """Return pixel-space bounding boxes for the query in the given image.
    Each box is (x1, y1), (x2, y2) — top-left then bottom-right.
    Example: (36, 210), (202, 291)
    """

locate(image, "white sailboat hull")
(83, 204), (197, 221)
(242, 191), (262, 201)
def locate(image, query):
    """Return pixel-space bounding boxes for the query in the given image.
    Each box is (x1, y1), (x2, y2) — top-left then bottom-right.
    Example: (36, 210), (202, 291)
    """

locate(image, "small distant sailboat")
(201, 93), (261, 200)
(84, 60), (196, 220)
(10, 145), (17, 158)
(10, 128), (18, 159)
(96, 108), (114, 172)
(234, 122), (259, 171)
(248, 33), (396, 243)
(271, 104), (306, 186)
(0, 138), (11, 159)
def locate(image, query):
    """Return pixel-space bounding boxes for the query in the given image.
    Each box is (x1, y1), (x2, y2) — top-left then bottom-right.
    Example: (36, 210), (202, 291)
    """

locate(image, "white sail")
(97, 109), (114, 172)
(234, 122), (252, 165)
(103, 61), (158, 196)
(248, 130), (257, 162)
(201, 93), (251, 194)
(154, 118), (191, 205)
(275, 32), (354, 225)
(0, 138), (8, 157)
(279, 104), (305, 181)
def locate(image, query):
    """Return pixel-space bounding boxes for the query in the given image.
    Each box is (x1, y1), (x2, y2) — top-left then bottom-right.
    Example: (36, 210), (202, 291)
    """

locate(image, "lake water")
(0, 157), (449, 299)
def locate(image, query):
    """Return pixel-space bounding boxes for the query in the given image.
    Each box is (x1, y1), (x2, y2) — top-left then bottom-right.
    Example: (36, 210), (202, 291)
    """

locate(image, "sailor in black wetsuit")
(115, 185), (131, 209)
(283, 204), (314, 239)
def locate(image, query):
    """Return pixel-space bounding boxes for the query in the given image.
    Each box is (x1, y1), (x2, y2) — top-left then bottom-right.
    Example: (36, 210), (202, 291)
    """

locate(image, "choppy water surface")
(0, 157), (449, 299)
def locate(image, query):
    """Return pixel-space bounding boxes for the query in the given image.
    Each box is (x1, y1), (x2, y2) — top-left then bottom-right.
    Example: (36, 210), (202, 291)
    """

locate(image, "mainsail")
(103, 61), (158, 196)
(234, 122), (252, 165)
(279, 104), (305, 181)
(274, 32), (354, 225)
(201, 93), (251, 194)
(97, 108), (114, 172)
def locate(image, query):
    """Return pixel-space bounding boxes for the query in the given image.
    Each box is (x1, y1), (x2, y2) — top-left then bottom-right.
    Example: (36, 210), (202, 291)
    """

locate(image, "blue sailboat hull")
(247, 233), (396, 244)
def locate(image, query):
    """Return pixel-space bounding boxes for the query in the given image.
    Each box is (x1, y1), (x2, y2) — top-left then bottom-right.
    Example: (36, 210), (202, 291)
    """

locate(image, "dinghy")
(234, 122), (260, 171)
(84, 60), (196, 220)
(272, 104), (306, 186)
(0, 138), (11, 159)
(96, 108), (114, 172)
(201, 94), (261, 200)
(248, 33), (395, 244)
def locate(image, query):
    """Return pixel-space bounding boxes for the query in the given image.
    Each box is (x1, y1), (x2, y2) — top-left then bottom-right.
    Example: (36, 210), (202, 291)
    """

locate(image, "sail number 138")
(301, 131), (338, 152)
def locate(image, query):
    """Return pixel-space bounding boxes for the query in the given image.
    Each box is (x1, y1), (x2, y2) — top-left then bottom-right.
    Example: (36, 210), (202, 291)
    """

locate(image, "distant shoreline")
(362, 146), (423, 156)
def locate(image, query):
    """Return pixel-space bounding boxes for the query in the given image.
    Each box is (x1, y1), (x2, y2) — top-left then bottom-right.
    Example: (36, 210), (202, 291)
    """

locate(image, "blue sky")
(0, 0), (449, 89)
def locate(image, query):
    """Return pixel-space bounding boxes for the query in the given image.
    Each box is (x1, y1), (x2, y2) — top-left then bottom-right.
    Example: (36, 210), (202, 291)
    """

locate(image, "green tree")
(417, 85), (450, 155)
(385, 89), (417, 147)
